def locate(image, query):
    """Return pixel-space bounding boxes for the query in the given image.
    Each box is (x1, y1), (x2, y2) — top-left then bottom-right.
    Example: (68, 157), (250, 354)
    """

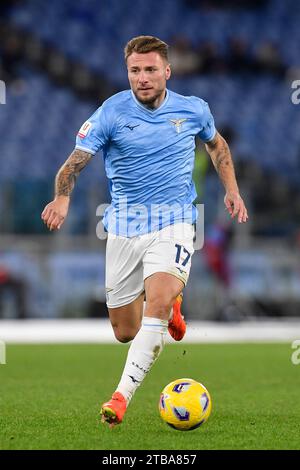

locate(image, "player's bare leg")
(101, 293), (144, 426)
(108, 292), (144, 343)
(144, 273), (186, 340)
(101, 273), (183, 427)
(144, 272), (184, 320)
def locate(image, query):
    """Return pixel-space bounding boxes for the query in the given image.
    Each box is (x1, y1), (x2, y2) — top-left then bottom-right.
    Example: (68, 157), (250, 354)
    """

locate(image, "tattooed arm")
(205, 132), (248, 223)
(41, 149), (92, 231)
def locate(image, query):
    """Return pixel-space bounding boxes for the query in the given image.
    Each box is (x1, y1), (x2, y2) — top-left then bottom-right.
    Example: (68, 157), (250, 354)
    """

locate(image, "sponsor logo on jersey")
(124, 123), (140, 131)
(78, 121), (92, 139)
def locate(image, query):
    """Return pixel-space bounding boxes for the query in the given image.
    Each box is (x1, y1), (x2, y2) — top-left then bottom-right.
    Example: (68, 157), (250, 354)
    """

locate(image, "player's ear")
(165, 64), (171, 81)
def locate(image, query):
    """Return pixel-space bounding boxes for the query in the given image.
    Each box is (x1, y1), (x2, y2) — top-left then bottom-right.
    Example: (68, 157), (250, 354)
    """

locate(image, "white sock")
(116, 316), (168, 404)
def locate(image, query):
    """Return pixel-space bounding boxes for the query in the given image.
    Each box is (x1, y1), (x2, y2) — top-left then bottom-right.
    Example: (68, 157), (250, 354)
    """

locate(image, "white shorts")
(105, 223), (195, 308)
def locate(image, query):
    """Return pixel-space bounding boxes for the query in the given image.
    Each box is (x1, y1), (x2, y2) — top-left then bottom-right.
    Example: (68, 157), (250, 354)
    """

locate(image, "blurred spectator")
(0, 0), (23, 18)
(0, 266), (28, 319)
(46, 49), (70, 86)
(0, 31), (23, 85)
(254, 41), (286, 78)
(169, 36), (201, 76)
(202, 222), (245, 322)
(285, 66), (300, 83)
(228, 38), (253, 74)
(197, 41), (226, 74)
(185, 0), (268, 9)
(236, 159), (298, 237)
(204, 223), (232, 288)
(23, 35), (44, 66)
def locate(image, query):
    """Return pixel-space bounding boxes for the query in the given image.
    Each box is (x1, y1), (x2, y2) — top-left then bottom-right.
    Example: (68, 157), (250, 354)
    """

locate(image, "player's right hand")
(41, 196), (70, 231)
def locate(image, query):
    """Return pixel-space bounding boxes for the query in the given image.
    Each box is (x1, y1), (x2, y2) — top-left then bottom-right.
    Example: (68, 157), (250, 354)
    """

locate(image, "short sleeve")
(75, 105), (111, 155)
(196, 99), (216, 143)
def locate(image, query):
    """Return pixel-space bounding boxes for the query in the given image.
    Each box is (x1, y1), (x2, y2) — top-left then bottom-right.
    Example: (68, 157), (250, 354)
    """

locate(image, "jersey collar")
(130, 89), (169, 113)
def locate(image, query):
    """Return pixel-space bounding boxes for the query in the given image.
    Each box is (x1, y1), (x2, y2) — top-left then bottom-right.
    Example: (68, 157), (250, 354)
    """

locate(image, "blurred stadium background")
(0, 0), (300, 334)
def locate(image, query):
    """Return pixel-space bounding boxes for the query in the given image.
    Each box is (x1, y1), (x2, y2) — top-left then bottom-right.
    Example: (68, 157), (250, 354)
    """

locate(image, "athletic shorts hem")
(144, 267), (188, 286)
(106, 288), (145, 309)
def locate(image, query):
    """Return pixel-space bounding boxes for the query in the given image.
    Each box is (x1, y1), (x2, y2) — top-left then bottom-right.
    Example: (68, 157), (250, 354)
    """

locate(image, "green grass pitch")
(0, 343), (299, 450)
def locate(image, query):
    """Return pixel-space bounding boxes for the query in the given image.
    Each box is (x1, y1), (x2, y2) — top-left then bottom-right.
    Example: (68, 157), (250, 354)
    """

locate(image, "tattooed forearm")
(205, 132), (239, 193)
(55, 149), (92, 197)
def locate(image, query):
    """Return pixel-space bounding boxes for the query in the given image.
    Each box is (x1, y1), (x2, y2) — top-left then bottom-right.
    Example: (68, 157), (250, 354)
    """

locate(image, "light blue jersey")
(75, 89), (216, 237)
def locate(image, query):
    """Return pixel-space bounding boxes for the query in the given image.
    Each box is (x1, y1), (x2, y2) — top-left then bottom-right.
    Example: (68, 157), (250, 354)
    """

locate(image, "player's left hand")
(224, 191), (248, 223)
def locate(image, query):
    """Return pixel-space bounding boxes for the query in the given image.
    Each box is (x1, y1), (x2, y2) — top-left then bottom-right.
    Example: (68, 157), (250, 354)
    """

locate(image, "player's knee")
(113, 328), (137, 343)
(116, 334), (134, 344)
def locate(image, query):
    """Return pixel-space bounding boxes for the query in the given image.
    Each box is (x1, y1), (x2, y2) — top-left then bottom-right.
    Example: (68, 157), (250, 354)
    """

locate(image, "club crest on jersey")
(78, 121), (92, 139)
(169, 118), (187, 134)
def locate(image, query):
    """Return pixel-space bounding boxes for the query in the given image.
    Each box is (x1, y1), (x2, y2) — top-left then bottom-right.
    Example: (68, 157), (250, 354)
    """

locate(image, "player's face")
(127, 52), (171, 109)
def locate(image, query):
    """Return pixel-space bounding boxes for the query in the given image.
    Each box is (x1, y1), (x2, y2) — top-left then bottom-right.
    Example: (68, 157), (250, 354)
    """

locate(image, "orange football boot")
(168, 294), (186, 341)
(100, 392), (127, 427)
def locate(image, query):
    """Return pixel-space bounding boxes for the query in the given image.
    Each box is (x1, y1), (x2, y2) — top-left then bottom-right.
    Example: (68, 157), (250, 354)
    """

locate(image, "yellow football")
(159, 378), (212, 431)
